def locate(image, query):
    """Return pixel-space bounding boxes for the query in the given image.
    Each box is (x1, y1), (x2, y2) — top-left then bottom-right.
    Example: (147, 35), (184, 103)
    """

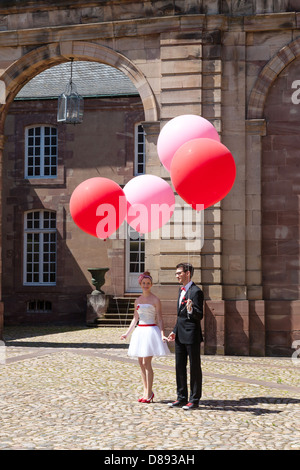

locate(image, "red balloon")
(70, 177), (127, 239)
(170, 138), (236, 210)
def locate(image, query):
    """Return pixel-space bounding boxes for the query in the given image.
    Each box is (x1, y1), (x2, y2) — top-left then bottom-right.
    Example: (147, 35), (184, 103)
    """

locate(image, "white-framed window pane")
(128, 227), (145, 273)
(27, 127), (41, 177)
(24, 210), (56, 285)
(25, 126), (57, 179)
(134, 123), (145, 175)
(42, 232), (56, 283)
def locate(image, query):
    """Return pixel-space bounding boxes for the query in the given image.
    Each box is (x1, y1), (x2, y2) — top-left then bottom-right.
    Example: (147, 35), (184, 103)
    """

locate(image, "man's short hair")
(176, 263), (194, 278)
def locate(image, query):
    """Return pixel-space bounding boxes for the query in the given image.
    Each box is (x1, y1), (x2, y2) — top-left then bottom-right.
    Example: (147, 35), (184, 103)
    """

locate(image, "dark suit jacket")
(173, 282), (204, 344)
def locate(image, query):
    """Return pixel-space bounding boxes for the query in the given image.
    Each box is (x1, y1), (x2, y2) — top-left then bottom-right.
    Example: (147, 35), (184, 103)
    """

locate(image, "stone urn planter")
(86, 268), (109, 326)
(87, 267), (109, 295)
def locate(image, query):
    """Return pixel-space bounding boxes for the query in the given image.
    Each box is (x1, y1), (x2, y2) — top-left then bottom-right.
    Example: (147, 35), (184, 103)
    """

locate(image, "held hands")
(167, 332), (176, 342)
(167, 298), (194, 343)
(161, 334), (169, 343)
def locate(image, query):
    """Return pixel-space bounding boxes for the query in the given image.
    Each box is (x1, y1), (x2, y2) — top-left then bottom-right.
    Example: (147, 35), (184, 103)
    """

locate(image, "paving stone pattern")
(0, 326), (299, 450)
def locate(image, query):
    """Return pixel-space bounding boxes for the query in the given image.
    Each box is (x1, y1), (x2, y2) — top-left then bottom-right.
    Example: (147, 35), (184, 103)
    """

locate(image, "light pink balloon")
(123, 175), (175, 234)
(157, 114), (220, 172)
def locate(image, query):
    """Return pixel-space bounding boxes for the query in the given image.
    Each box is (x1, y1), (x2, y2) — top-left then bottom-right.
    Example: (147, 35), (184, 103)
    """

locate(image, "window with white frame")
(128, 226), (145, 274)
(25, 126), (58, 178)
(24, 210), (56, 285)
(134, 123), (145, 175)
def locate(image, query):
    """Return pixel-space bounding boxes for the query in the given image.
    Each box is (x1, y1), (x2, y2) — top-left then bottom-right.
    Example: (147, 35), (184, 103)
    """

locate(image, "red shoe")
(141, 392), (154, 403)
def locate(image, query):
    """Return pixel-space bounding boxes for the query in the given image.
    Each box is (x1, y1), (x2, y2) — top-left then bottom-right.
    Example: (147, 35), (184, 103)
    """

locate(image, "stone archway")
(0, 40), (159, 339)
(247, 38), (300, 120)
(0, 40), (159, 131)
(246, 37), (300, 355)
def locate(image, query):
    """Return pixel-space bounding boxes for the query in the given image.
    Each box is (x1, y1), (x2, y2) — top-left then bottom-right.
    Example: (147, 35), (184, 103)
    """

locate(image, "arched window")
(134, 123), (145, 175)
(23, 210), (56, 285)
(25, 125), (58, 178)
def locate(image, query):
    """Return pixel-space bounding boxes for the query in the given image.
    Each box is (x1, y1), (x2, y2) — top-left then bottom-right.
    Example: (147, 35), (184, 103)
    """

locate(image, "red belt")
(138, 324), (156, 327)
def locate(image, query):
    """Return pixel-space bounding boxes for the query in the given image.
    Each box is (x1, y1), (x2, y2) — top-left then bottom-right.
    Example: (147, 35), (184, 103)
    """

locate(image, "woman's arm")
(120, 301), (139, 340)
(155, 298), (168, 342)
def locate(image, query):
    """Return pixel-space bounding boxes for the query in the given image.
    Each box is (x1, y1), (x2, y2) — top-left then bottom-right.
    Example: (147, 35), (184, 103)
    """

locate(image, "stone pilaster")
(245, 119), (266, 300)
(245, 118), (266, 356)
(160, 31), (203, 122)
(0, 135), (5, 341)
(201, 35), (224, 353)
(201, 42), (222, 301)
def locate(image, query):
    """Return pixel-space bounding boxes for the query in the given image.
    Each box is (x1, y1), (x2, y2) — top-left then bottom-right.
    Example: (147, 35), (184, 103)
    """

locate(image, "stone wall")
(0, 0), (299, 23)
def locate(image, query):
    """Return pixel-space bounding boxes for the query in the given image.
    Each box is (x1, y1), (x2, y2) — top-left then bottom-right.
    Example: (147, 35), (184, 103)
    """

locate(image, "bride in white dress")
(120, 271), (170, 403)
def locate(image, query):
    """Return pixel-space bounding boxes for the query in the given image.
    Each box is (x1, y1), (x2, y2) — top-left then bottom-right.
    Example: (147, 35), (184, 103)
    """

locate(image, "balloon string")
(187, 213), (191, 302)
(110, 225), (142, 328)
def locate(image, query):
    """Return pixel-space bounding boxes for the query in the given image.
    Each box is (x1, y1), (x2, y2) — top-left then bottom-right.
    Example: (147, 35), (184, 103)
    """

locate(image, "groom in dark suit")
(168, 263), (204, 409)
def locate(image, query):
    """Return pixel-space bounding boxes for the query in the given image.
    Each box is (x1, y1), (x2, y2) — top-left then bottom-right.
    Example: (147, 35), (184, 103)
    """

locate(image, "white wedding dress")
(128, 304), (170, 357)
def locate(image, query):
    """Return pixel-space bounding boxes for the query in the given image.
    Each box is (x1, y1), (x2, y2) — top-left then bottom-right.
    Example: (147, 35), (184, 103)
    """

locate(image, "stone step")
(98, 296), (137, 327)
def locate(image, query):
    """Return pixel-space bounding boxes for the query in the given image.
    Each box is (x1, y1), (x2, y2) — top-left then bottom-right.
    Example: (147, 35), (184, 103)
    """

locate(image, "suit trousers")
(175, 338), (202, 404)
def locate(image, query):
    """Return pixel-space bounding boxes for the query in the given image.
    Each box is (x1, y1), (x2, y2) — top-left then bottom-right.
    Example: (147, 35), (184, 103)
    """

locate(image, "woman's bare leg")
(143, 356), (154, 399)
(138, 357), (147, 398)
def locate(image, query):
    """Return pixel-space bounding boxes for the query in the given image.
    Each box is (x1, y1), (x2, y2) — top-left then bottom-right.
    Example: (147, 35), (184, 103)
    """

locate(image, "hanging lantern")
(57, 58), (84, 124)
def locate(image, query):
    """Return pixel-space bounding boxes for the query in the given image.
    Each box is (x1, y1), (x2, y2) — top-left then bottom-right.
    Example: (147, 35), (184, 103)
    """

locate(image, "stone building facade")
(0, 0), (300, 356)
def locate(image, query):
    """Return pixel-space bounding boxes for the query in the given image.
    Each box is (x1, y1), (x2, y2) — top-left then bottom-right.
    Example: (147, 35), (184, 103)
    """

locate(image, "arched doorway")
(0, 42), (159, 331)
(262, 57), (300, 355)
(247, 37), (300, 355)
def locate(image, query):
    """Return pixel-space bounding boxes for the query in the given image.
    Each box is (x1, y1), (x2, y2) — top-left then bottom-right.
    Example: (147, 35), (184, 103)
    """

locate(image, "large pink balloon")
(124, 175), (175, 234)
(157, 114), (220, 171)
(70, 177), (127, 239)
(170, 138), (236, 210)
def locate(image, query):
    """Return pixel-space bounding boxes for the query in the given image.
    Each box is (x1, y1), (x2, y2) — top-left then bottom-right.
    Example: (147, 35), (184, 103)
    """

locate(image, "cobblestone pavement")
(0, 325), (299, 451)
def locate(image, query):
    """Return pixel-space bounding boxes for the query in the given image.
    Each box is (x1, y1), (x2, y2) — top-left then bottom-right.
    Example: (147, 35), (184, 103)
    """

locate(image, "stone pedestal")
(86, 293), (109, 326)
(86, 268), (109, 326)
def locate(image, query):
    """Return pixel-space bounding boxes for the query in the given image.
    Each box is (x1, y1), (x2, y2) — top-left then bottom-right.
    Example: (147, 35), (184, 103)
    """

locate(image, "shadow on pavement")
(161, 397), (300, 415)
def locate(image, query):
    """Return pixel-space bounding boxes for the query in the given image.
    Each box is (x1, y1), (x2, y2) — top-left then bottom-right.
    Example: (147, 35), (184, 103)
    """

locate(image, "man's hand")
(168, 332), (176, 342)
(186, 298), (193, 313)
